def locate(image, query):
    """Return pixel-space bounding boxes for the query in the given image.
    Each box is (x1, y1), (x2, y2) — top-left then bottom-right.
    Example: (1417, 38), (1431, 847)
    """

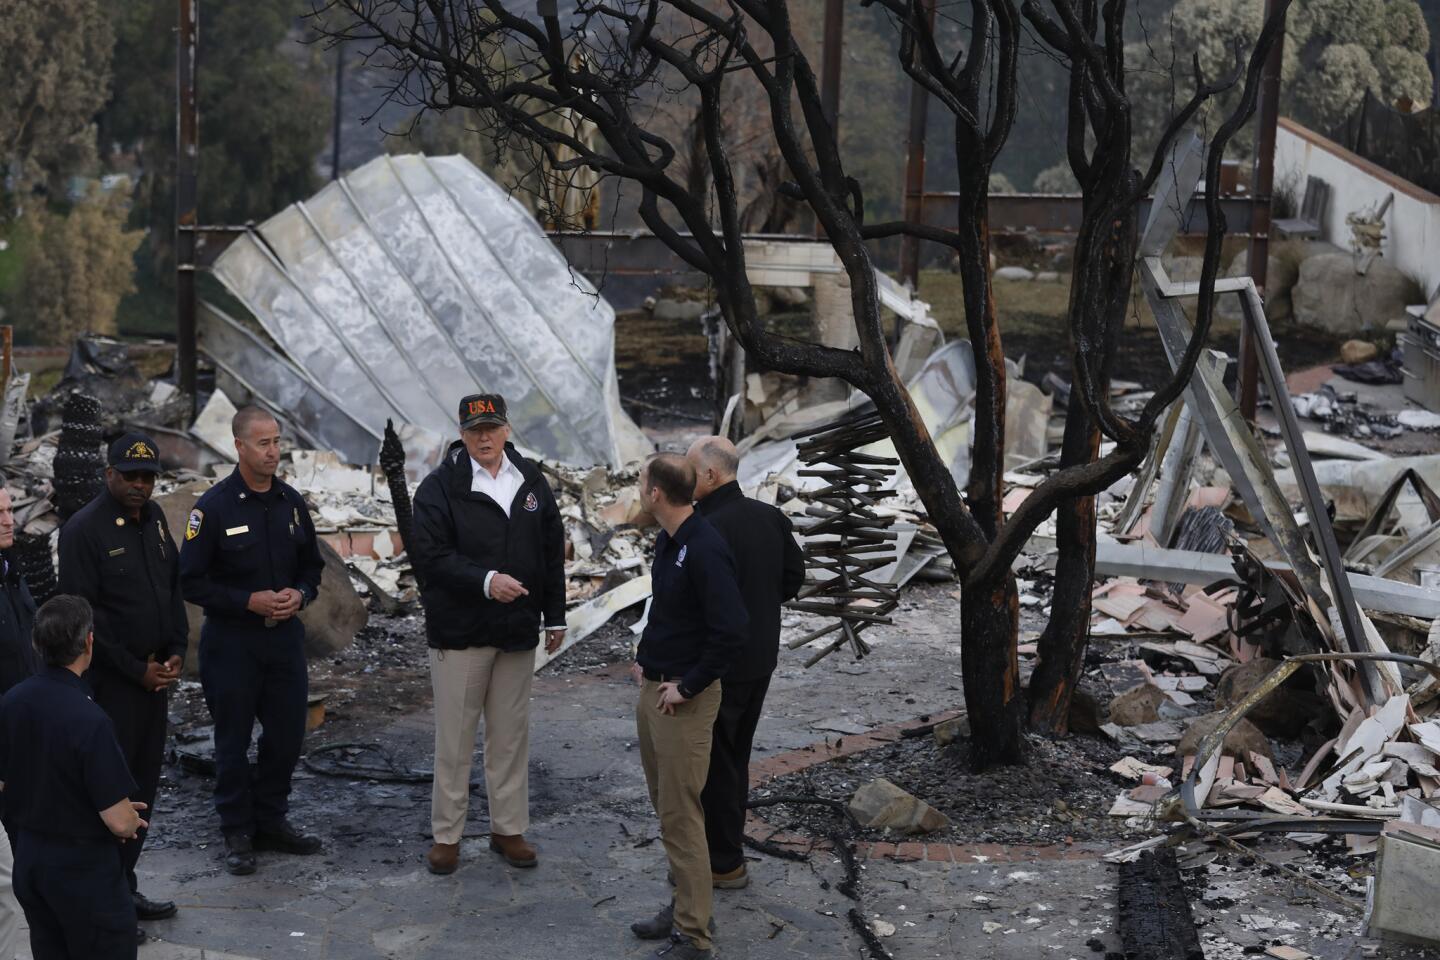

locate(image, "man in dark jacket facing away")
(686, 437), (805, 889)
(59, 432), (188, 929)
(411, 393), (566, 876)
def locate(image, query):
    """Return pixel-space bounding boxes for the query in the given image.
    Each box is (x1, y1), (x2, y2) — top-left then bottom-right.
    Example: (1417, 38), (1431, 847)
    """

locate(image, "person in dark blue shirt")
(0, 594), (148, 960)
(58, 431), (188, 929)
(179, 406), (325, 876)
(628, 453), (747, 960)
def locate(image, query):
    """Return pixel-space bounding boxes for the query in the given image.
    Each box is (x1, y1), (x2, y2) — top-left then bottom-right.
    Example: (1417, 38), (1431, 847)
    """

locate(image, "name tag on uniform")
(107, 547), (126, 557)
(225, 525), (250, 537)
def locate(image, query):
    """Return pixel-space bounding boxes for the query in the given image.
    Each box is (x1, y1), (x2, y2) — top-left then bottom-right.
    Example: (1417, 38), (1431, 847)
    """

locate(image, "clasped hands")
(248, 587), (304, 622)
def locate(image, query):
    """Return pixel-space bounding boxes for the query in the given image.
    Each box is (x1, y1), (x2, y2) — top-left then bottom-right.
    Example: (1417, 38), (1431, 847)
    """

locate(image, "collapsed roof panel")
(198, 302), (380, 466)
(211, 153), (645, 468)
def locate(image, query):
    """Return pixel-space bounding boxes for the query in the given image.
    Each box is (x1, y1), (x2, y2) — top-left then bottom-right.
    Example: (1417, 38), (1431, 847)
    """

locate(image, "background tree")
(99, 0), (330, 327)
(0, 0), (113, 211)
(1126, 0), (1431, 161)
(313, 0), (1285, 768)
(15, 188), (143, 346)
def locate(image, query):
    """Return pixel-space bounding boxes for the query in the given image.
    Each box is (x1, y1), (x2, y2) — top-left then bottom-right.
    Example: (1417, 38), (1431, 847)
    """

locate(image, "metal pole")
(820, 0), (843, 129)
(898, 0), (938, 292)
(1239, 0), (1286, 422)
(331, 41), (344, 180)
(176, 0), (199, 417)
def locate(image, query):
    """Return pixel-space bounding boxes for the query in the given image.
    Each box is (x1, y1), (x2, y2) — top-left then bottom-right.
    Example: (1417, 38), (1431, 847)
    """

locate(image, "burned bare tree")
(311, 0), (1287, 769)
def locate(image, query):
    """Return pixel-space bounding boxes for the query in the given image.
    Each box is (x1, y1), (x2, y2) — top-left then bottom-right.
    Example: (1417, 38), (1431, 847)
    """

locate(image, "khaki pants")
(636, 678), (722, 951)
(430, 646), (534, 843)
(0, 829), (19, 959)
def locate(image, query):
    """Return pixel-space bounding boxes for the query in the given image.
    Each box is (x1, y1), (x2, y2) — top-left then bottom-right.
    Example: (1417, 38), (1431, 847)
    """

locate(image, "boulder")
(154, 481), (368, 674)
(1340, 339), (1380, 364)
(766, 286), (810, 309)
(1068, 686), (1105, 735)
(1214, 658), (1324, 740)
(933, 715), (970, 747)
(1176, 711), (1273, 761)
(651, 298), (708, 322)
(1292, 253), (1422, 334)
(1109, 682), (1166, 727)
(848, 778), (950, 835)
(994, 266), (1035, 281)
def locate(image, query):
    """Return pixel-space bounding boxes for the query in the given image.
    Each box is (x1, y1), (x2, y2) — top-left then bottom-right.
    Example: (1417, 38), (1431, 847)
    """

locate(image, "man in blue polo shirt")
(627, 453), (747, 960)
(0, 594), (149, 959)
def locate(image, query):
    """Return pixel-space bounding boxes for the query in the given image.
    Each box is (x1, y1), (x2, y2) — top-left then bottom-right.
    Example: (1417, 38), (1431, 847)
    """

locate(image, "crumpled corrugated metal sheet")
(210, 153), (648, 468)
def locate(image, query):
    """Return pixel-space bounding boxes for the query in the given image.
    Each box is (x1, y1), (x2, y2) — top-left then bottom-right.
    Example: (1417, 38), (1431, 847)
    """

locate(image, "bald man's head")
(687, 436), (739, 500)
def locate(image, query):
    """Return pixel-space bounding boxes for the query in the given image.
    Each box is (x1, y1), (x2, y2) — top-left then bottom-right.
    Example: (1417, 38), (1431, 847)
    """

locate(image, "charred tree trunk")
(961, 572), (1026, 769)
(1027, 387), (1101, 734)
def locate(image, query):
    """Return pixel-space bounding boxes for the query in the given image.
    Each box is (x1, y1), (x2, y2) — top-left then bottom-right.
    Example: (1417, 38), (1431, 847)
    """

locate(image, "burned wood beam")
(1116, 850), (1204, 960)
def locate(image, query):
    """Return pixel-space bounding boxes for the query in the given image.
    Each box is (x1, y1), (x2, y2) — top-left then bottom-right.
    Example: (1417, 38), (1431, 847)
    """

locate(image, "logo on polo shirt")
(676, 544), (687, 567)
(523, 492), (538, 512)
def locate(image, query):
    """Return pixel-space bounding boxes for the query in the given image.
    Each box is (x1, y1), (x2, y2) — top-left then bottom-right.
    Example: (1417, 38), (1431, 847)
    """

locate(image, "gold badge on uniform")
(186, 509), (204, 541)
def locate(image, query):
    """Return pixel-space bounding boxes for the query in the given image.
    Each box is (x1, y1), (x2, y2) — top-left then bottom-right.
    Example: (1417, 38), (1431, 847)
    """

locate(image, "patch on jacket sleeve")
(185, 509), (204, 541)
(524, 492), (539, 512)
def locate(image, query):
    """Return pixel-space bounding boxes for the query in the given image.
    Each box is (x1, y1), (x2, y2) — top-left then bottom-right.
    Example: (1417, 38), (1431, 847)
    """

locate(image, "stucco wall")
(1274, 118), (1440, 302)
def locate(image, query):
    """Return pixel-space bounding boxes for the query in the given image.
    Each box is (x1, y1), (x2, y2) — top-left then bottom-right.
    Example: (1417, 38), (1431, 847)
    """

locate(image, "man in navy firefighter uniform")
(0, 594), (149, 960)
(179, 406), (324, 876)
(58, 431), (188, 931)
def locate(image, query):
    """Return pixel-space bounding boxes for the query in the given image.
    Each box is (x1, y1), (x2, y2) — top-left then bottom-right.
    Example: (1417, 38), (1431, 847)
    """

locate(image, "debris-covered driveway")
(45, 587), (1424, 960)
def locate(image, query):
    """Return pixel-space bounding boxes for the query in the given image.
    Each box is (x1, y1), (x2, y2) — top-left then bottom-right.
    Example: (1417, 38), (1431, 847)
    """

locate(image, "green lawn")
(0, 219), (34, 303)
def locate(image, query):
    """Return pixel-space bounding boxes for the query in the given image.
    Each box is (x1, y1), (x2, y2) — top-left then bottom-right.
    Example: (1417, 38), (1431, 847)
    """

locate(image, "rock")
(1034, 271), (1062, 283)
(1068, 686), (1105, 735)
(1292, 253), (1422, 334)
(994, 266), (1035, 281)
(1109, 682), (1166, 727)
(1176, 711), (1273, 761)
(847, 778), (950, 835)
(1214, 658), (1324, 740)
(767, 286), (810, 309)
(1340, 339), (1380, 364)
(155, 481), (369, 674)
(650, 298), (708, 322)
(933, 715), (970, 746)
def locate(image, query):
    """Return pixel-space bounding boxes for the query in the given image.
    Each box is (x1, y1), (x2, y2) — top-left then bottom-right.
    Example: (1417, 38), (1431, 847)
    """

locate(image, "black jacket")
(695, 482), (806, 681)
(0, 558), (36, 697)
(411, 442), (566, 652)
(59, 492), (189, 686)
(637, 512), (749, 697)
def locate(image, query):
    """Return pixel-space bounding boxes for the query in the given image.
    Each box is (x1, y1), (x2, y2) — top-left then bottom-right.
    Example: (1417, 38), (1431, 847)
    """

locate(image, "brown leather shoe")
(427, 842), (459, 875)
(489, 833), (538, 868)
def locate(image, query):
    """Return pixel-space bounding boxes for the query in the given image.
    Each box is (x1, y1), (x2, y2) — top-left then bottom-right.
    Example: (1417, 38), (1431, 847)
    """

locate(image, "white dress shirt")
(471, 454), (564, 631)
(471, 453), (525, 517)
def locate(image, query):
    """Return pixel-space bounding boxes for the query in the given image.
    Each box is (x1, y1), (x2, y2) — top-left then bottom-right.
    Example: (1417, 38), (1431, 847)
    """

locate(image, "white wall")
(1274, 118), (1440, 302)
